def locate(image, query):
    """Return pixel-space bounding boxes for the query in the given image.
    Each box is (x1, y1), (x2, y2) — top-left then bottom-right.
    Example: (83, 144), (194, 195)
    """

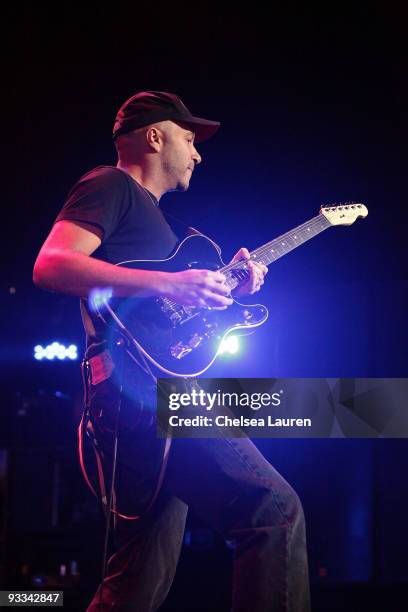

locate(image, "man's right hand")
(164, 269), (233, 309)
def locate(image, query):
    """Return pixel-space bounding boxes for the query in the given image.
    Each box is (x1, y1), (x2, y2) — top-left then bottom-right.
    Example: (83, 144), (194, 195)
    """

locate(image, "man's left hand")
(230, 247), (268, 297)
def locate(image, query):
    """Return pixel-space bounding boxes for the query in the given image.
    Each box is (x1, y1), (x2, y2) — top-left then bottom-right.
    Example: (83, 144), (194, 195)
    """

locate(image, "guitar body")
(97, 204), (368, 377)
(103, 234), (268, 377)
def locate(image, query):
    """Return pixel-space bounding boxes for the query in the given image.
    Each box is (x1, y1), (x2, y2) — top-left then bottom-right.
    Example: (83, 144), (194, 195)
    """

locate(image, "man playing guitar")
(34, 91), (310, 612)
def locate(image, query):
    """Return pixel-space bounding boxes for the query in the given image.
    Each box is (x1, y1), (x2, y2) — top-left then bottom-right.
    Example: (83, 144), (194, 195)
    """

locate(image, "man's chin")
(176, 180), (190, 192)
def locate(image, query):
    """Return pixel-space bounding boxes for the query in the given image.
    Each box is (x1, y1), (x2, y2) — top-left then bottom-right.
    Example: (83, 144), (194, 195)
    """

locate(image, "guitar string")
(222, 215), (329, 272)
(140, 181), (354, 278)
(140, 182), (349, 311)
(141, 181), (326, 276)
(162, 215), (329, 314)
(221, 218), (330, 289)
(141, 181), (331, 275)
(225, 202), (365, 266)
(162, 215), (330, 314)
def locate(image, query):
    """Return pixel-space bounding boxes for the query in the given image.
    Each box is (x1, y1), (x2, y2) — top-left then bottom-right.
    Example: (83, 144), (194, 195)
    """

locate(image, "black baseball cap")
(112, 90), (220, 143)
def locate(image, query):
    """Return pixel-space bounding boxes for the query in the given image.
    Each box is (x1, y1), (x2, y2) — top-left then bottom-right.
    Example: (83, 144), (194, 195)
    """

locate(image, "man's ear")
(146, 126), (163, 151)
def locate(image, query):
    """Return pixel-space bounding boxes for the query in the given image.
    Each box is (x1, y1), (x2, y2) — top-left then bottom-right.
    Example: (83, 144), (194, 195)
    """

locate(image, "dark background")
(0, 4), (407, 610)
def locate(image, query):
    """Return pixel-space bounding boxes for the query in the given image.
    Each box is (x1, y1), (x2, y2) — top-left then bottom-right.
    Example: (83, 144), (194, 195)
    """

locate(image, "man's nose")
(192, 147), (202, 165)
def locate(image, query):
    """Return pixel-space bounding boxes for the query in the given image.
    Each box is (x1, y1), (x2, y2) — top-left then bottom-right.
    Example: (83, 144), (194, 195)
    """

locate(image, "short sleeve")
(55, 166), (130, 241)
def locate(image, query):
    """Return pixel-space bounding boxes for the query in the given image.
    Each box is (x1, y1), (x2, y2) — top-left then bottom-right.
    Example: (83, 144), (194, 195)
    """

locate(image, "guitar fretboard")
(221, 214), (331, 290)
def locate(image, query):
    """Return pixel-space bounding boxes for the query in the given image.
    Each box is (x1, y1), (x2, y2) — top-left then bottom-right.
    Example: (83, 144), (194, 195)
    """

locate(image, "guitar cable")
(98, 336), (124, 612)
(79, 326), (175, 611)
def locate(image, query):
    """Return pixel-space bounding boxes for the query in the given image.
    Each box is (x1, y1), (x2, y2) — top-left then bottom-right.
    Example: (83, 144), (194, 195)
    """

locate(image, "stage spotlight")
(34, 342), (78, 361)
(218, 335), (240, 355)
(88, 287), (113, 312)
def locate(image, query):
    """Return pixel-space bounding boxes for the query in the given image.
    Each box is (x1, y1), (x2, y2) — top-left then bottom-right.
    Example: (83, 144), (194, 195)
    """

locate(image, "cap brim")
(175, 117), (220, 143)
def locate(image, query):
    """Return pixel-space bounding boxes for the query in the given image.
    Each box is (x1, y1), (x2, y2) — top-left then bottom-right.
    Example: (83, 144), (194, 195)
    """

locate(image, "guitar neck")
(221, 213), (331, 290)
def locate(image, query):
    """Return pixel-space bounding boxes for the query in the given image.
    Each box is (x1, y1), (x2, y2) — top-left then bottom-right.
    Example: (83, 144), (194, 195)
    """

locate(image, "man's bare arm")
(33, 220), (170, 297)
(33, 220), (233, 308)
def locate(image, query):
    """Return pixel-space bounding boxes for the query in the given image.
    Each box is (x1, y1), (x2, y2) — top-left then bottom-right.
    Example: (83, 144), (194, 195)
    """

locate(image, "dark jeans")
(85, 367), (310, 612)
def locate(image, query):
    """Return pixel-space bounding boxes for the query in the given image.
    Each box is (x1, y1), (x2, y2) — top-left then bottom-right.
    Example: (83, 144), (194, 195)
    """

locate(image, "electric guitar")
(97, 204), (368, 377)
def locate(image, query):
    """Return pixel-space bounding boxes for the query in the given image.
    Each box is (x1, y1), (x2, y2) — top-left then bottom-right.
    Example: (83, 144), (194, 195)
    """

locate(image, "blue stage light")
(88, 287), (113, 312)
(34, 342), (78, 361)
(218, 335), (240, 356)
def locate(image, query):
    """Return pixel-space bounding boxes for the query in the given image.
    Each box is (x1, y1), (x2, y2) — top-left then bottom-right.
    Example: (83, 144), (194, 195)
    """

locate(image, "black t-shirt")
(55, 165), (179, 356)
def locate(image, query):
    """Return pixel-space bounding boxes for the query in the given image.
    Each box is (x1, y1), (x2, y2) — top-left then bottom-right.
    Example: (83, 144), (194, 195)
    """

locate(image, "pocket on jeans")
(89, 376), (120, 434)
(89, 376), (149, 435)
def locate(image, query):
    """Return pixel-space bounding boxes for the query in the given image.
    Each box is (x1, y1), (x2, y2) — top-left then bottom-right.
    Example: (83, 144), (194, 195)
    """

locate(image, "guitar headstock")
(320, 203), (368, 226)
